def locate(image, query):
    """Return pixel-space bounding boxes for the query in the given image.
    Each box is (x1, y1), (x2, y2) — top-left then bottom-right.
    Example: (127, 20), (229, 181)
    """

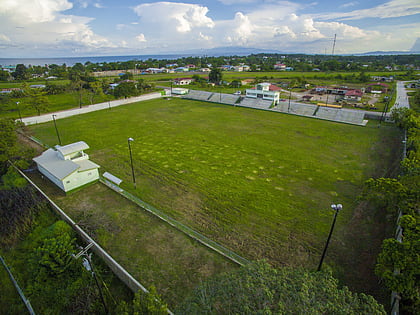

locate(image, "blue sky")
(0, 0), (419, 57)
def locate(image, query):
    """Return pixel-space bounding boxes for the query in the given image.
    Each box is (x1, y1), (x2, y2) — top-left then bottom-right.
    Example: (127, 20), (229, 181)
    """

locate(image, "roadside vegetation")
(361, 94), (420, 314)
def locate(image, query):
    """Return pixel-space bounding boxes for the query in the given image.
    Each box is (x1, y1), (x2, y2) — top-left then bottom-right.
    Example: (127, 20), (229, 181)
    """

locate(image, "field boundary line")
(100, 178), (250, 266)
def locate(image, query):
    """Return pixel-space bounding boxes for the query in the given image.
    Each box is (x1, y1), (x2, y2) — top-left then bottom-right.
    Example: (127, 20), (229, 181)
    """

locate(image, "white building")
(33, 141), (100, 193)
(245, 83), (281, 104)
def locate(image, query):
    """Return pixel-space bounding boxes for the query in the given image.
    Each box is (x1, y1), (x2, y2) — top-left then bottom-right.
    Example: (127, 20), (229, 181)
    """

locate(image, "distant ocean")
(0, 54), (199, 67)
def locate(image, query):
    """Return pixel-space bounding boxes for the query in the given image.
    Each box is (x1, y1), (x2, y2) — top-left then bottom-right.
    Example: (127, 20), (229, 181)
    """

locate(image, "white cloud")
(0, 0), (115, 56)
(0, 0), (72, 23)
(317, 0), (420, 21)
(133, 2), (214, 33)
(339, 2), (359, 9)
(136, 34), (146, 42)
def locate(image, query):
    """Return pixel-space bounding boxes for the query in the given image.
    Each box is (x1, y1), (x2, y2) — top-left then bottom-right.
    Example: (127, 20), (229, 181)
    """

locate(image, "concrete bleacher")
(181, 89), (367, 126)
(289, 103), (317, 116)
(239, 98), (272, 109)
(221, 94), (241, 105)
(182, 90), (213, 101)
(315, 107), (366, 125)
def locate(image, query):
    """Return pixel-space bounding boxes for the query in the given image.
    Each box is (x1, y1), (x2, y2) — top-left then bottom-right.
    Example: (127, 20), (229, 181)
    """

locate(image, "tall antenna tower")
(331, 34), (337, 55)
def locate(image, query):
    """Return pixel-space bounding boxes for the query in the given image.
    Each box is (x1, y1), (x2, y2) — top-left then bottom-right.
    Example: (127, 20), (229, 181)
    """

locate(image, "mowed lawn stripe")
(29, 98), (400, 267)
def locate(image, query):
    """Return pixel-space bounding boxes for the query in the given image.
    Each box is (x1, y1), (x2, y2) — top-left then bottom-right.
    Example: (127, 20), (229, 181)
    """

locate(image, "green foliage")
(375, 214), (420, 313)
(114, 81), (138, 98)
(25, 220), (105, 314)
(117, 286), (168, 315)
(0, 185), (44, 248)
(176, 261), (385, 314)
(360, 177), (407, 212)
(0, 167), (27, 189)
(12, 64), (29, 81)
(26, 89), (50, 115)
(0, 118), (18, 173)
(392, 107), (420, 130)
(208, 68), (222, 84)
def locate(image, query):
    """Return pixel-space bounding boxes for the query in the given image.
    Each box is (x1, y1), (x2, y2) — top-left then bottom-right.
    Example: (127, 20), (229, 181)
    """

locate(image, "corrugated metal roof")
(33, 149), (79, 180)
(56, 141), (89, 156)
(76, 159), (100, 172)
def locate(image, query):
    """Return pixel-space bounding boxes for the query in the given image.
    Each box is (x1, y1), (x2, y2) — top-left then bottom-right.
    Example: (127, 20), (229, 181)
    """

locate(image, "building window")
(66, 180), (70, 184)
(88, 172), (92, 176)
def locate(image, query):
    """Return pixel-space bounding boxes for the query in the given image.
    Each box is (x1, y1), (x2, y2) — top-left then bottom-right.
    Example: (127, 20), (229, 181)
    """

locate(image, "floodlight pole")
(288, 88), (292, 112)
(128, 137), (136, 189)
(317, 203), (342, 271)
(52, 114), (62, 145)
(16, 102), (22, 122)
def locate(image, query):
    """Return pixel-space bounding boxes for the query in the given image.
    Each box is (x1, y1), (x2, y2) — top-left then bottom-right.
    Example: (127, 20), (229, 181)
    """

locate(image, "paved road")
(20, 92), (162, 125)
(391, 81), (410, 111)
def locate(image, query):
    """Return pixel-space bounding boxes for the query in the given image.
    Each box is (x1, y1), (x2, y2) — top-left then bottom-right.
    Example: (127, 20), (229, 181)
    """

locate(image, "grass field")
(27, 97), (401, 300)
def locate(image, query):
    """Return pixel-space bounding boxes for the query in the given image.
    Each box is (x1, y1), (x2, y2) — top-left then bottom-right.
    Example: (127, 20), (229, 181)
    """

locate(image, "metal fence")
(0, 256), (36, 315)
(390, 130), (408, 315)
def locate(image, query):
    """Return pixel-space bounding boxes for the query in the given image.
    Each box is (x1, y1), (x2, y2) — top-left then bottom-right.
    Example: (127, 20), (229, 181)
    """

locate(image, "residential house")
(344, 89), (363, 102)
(173, 78), (194, 85)
(274, 63), (286, 70)
(33, 141), (100, 193)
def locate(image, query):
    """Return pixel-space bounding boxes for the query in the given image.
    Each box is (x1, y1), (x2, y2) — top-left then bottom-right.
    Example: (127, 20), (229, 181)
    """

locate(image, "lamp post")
(127, 137), (136, 189)
(317, 203), (342, 271)
(16, 102), (22, 122)
(287, 88), (292, 112)
(52, 114), (62, 145)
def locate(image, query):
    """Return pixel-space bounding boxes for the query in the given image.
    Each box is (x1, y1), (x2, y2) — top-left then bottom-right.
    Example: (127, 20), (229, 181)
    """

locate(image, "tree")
(230, 79), (242, 88)
(27, 89), (50, 115)
(87, 80), (104, 104)
(375, 215), (420, 313)
(0, 70), (11, 81)
(176, 261), (385, 314)
(12, 64), (29, 80)
(208, 68), (222, 84)
(114, 81), (138, 98)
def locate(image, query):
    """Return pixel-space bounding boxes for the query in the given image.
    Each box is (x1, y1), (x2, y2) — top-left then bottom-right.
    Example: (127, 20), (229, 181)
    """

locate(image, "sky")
(0, 0), (419, 57)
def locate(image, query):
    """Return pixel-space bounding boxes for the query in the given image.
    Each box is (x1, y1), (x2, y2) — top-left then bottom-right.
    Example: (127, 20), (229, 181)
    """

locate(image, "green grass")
(27, 97), (401, 304)
(1, 92), (113, 119)
(27, 172), (235, 309)
(28, 98), (400, 261)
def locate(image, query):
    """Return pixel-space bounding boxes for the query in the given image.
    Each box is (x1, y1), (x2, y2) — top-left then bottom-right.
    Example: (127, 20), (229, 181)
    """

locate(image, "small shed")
(33, 141), (100, 192)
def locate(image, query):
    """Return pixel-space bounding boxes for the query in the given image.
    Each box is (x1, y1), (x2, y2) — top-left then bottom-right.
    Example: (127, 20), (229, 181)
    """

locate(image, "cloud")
(133, 2), (214, 33)
(0, 0), (115, 56)
(339, 2), (359, 9)
(136, 34), (146, 42)
(317, 0), (420, 21)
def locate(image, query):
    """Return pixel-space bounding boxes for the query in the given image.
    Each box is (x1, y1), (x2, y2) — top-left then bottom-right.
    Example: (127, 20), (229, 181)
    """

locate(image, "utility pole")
(331, 34), (337, 55)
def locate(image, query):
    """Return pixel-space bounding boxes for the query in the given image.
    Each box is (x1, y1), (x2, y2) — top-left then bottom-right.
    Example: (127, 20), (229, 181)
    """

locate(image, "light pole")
(16, 102), (22, 122)
(317, 203), (342, 271)
(52, 114), (62, 145)
(287, 88), (292, 112)
(128, 137), (136, 189)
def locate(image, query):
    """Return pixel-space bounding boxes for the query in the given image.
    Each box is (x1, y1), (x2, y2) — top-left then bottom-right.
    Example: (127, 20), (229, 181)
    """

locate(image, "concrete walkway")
(21, 92), (163, 125)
